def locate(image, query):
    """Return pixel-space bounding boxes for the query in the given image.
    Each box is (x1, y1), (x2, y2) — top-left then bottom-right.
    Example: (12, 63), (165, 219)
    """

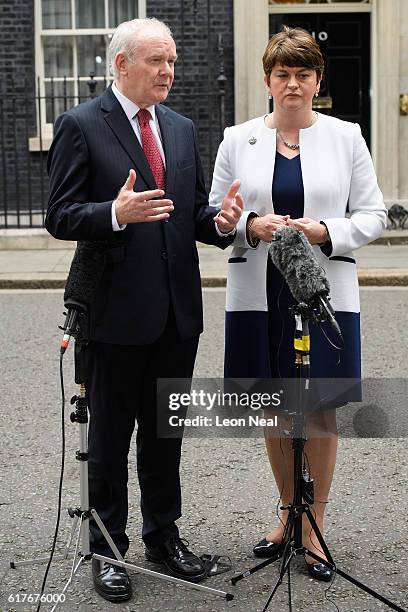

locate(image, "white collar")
(112, 82), (157, 122)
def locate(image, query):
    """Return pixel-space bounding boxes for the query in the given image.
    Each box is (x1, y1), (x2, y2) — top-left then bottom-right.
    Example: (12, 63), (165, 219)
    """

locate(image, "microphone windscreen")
(269, 227), (330, 304)
(64, 241), (108, 309)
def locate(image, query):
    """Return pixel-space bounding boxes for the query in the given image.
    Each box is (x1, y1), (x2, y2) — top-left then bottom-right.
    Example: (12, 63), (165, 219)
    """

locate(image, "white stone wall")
(233, 0), (408, 199)
(234, 0), (269, 124)
(399, 0), (408, 198)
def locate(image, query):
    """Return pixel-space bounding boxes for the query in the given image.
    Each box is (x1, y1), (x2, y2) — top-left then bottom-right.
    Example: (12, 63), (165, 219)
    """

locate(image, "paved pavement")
(0, 229), (407, 288)
(0, 287), (407, 612)
(0, 287), (408, 612)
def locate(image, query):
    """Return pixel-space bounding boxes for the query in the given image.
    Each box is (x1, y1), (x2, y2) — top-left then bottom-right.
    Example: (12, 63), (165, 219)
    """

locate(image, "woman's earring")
(315, 91), (319, 98)
(268, 95), (272, 100)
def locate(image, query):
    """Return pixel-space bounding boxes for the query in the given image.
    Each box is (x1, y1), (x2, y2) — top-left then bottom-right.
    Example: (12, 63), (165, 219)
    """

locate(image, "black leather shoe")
(145, 537), (206, 583)
(253, 538), (282, 558)
(92, 558), (132, 602)
(306, 561), (334, 582)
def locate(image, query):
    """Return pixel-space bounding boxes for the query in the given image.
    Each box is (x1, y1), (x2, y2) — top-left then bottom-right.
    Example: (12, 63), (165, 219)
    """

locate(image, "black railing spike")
(217, 32), (227, 132)
(0, 0), (227, 229)
(63, 76), (68, 112)
(87, 72), (97, 98)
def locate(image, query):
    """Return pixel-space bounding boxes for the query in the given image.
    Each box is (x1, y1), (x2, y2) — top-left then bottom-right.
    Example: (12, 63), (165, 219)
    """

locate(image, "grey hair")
(108, 18), (173, 78)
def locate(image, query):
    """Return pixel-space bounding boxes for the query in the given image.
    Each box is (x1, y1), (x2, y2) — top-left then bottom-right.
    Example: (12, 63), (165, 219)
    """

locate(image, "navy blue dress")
(266, 152), (361, 408)
(224, 152), (361, 409)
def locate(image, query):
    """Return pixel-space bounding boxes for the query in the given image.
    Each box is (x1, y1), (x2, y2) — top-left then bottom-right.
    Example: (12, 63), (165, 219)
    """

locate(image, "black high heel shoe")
(253, 538), (282, 558)
(305, 559), (334, 582)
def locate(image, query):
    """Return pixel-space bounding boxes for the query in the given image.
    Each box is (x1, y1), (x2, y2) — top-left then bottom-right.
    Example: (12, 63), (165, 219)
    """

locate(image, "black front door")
(269, 12), (371, 147)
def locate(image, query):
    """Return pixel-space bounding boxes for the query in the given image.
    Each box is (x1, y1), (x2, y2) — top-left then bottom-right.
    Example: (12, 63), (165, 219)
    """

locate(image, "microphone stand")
(10, 322), (234, 610)
(231, 303), (406, 612)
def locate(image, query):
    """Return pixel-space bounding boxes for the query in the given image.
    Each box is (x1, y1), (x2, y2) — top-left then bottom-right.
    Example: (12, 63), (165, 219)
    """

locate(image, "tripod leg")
(47, 518), (89, 612)
(262, 549), (296, 612)
(61, 514), (80, 560)
(9, 516), (79, 569)
(321, 564), (406, 612)
(67, 516), (83, 584)
(49, 556), (85, 612)
(303, 506), (334, 565)
(287, 561), (292, 612)
(303, 511), (406, 612)
(231, 550), (282, 585)
(90, 509), (124, 563)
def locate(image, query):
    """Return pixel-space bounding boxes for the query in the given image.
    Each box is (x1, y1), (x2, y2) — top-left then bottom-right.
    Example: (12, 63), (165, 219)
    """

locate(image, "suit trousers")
(86, 308), (199, 556)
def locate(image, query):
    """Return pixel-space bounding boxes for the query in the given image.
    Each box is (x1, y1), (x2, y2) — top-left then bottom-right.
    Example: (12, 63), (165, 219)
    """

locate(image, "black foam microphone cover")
(64, 240), (108, 311)
(269, 227), (330, 304)
(60, 240), (109, 352)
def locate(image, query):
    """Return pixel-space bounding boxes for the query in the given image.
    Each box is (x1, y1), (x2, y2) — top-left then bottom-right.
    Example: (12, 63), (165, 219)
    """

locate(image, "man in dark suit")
(45, 17), (242, 603)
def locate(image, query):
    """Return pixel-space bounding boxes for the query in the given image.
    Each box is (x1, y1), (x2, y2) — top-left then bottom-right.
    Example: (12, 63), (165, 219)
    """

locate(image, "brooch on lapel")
(248, 137), (257, 145)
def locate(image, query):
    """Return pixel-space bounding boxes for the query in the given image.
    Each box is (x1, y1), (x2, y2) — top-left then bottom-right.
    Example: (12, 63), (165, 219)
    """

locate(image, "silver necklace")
(276, 112), (317, 150)
(278, 132), (300, 150)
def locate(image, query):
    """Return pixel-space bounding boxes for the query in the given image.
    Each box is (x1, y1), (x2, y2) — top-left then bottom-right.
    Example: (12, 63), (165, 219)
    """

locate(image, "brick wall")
(0, 0), (234, 226)
(147, 0), (235, 186)
(0, 0), (35, 85)
(0, 0), (43, 226)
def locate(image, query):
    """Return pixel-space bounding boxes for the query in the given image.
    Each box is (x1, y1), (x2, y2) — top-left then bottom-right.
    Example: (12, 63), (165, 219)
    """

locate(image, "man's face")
(117, 33), (177, 107)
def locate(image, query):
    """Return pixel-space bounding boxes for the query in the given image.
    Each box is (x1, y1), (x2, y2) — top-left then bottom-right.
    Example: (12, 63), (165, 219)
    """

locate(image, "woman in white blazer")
(209, 27), (387, 581)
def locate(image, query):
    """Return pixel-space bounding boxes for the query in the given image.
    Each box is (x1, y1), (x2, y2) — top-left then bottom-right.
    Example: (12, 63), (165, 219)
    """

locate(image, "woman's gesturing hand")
(250, 214), (290, 242)
(288, 217), (327, 245)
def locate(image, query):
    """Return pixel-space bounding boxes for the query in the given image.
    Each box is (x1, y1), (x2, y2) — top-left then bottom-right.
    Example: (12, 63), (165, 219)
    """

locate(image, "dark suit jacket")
(46, 87), (233, 345)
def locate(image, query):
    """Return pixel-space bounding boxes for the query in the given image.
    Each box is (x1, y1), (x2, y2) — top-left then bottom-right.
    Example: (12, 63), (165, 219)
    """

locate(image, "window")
(32, 0), (145, 149)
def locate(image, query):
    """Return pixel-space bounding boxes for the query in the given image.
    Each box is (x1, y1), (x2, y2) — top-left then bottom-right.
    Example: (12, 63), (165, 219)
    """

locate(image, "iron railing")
(0, 40), (228, 229)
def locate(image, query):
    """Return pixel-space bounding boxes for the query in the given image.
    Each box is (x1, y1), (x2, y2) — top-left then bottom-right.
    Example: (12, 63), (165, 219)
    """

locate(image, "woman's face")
(265, 63), (320, 112)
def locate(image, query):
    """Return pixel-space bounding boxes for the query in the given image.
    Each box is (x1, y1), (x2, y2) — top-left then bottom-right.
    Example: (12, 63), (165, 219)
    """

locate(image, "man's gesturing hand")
(215, 179), (244, 233)
(115, 169), (174, 226)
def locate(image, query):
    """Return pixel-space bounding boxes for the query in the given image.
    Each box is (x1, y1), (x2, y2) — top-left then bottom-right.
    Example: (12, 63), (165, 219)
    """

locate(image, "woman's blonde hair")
(263, 26), (324, 81)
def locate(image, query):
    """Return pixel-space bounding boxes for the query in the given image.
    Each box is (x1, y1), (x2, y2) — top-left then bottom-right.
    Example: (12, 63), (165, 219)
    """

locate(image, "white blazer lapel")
(237, 118), (276, 217)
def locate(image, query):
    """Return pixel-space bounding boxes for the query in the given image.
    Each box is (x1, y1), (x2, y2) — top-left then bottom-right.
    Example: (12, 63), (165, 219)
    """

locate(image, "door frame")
(268, 2), (372, 14)
(234, 1), (378, 165)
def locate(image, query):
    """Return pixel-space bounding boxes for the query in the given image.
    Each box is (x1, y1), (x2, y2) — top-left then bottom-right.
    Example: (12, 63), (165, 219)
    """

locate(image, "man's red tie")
(137, 108), (166, 191)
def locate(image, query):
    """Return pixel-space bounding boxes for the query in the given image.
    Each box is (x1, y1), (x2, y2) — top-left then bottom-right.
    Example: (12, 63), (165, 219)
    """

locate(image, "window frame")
(31, 0), (146, 151)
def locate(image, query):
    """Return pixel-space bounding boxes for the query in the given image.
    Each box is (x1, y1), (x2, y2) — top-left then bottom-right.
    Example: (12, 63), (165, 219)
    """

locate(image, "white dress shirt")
(110, 82), (166, 231)
(110, 82), (233, 236)
(111, 82), (166, 162)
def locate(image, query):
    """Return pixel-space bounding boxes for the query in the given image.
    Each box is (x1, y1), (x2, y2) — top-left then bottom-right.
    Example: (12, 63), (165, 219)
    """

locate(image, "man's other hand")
(115, 169), (174, 225)
(215, 179), (244, 234)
